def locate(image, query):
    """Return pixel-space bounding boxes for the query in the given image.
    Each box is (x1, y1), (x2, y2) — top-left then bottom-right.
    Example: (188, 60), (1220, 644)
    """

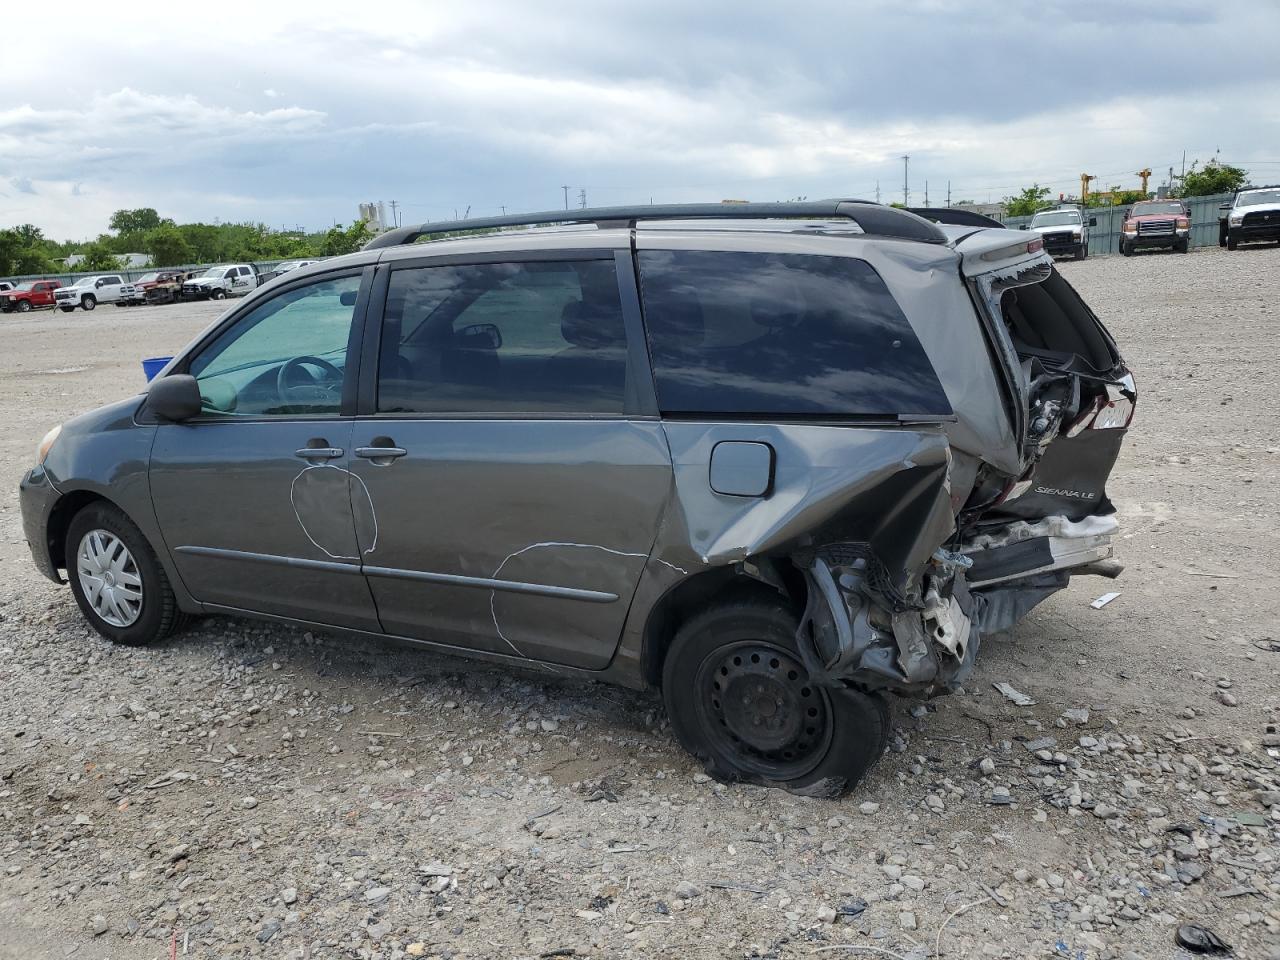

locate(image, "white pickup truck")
(182, 264), (260, 300)
(53, 275), (128, 312)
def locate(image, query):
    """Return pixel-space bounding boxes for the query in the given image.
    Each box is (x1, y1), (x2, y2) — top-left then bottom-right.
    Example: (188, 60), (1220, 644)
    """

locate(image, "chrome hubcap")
(77, 530), (142, 627)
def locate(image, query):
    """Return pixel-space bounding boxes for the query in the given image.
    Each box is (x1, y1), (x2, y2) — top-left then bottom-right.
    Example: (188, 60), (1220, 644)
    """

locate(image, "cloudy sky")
(2, 0), (1278, 239)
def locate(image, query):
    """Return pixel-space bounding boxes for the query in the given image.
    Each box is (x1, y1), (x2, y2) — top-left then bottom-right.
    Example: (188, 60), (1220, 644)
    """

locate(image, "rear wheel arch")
(640, 563), (806, 689)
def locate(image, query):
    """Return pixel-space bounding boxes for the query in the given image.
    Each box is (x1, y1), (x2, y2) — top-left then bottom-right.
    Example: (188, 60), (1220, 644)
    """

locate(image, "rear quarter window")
(637, 250), (950, 417)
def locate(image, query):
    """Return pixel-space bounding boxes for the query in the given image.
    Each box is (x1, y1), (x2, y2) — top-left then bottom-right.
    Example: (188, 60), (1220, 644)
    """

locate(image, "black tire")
(210, 288), (227, 300)
(81, 294), (97, 311)
(65, 502), (187, 646)
(17, 300), (31, 312)
(59, 306), (74, 313)
(1121, 241), (1132, 257)
(1177, 239), (1190, 254)
(662, 596), (889, 797)
(1227, 234), (1238, 251)
(1075, 243), (1087, 261)
(1219, 224), (1228, 247)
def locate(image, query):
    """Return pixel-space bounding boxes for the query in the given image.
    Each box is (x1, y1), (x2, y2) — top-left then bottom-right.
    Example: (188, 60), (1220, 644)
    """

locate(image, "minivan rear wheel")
(66, 503), (186, 646)
(662, 597), (889, 797)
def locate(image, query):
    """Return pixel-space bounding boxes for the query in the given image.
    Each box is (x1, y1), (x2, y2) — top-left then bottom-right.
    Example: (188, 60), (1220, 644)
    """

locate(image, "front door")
(149, 270), (381, 630)
(349, 255), (672, 669)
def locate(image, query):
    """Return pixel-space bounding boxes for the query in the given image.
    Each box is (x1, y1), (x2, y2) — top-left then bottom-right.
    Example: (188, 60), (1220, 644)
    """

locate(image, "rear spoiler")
(908, 207), (1005, 229)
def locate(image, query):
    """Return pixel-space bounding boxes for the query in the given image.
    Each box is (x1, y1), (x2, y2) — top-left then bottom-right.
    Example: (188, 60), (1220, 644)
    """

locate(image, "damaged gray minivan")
(20, 201), (1134, 795)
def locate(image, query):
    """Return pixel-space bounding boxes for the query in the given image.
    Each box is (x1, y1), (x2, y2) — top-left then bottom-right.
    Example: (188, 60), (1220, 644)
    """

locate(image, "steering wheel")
(276, 355), (343, 405)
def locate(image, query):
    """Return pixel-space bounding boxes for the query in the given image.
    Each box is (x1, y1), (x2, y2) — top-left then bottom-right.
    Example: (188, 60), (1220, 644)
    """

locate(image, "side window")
(188, 274), (362, 417)
(239, 267), (252, 276)
(637, 250), (951, 417)
(377, 260), (627, 414)
(224, 269), (237, 279)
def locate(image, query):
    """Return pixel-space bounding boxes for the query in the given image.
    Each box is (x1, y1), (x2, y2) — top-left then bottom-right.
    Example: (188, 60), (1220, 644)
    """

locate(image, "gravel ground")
(1, 246), (1279, 959)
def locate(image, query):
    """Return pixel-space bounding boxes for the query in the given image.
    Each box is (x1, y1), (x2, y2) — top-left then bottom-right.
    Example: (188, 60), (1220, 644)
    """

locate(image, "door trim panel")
(362, 564), (619, 603)
(174, 544), (361, 575)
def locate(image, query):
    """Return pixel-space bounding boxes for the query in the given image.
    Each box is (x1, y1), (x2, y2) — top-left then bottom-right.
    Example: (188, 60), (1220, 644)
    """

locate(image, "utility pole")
(388, 200), (399, 227)
(561, 185), (570, 210)
(578, 188), (587, 209)
(946, 180), (951, 208)
(901, 156), (910, 206)
(875, 180), (880, 204)
(924, 180), (929, 206)
(1135, 169), (1151, 195)
(500, 205), (506, 215)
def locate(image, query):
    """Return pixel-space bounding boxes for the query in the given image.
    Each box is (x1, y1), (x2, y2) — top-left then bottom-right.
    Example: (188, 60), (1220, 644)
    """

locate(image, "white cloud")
(0, 1), (1277, 236)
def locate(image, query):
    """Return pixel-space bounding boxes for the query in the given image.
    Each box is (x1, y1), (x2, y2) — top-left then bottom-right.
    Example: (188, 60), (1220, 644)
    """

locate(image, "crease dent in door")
(486, 540), (673, 660)
(291, 463), (379, 560)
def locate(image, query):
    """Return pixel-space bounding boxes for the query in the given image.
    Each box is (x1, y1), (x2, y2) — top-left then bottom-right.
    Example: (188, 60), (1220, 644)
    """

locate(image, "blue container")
(142, 356), (173, 381)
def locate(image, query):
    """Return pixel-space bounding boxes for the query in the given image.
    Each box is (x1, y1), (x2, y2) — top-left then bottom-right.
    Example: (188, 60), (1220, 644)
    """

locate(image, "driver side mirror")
(1088, 217), (1097, 227)
(1219, 203), (1231, 211)
(1019, 224), (1028, 230)
(143, 374), (202, 422)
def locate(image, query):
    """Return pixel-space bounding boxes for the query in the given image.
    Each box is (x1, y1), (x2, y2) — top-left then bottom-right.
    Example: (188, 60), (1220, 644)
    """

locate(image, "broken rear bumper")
(962, 514), (1119, 587)
(794, 515), (1121, 700)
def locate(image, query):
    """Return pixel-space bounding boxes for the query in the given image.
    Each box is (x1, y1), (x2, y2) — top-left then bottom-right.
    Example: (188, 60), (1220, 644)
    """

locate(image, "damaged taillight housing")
(1067, 376), (1137, 435)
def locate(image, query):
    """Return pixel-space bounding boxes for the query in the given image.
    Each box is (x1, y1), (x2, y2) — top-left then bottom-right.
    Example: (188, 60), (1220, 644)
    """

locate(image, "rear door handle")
(354, 446), (407, 462)
(295, 446), (344, 461)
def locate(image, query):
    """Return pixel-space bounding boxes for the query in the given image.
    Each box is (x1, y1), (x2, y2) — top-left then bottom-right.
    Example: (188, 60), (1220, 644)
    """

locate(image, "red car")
(0, 279), (62, 313)
(1120, 200), (1191, 256)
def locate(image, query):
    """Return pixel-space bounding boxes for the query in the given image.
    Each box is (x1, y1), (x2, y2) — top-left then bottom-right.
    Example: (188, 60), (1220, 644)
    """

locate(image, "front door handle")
(295, 443), (344, 462)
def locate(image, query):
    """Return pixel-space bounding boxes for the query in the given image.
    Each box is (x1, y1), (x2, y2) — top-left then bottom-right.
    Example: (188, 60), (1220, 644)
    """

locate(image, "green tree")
(0, 227), (57, 275)
(1177, 159), (1247, 198)
(318, 220), (373, 257)
(145, 225), (195, 267)
(1004, 184), (1054, 218)
(1086, 189), (1146, 208)
(109, 208), (164, 235)
(75, 240), (124, 272)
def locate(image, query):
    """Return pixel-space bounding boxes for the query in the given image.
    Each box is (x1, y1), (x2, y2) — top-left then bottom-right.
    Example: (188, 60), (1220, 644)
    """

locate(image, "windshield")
(200, 267), (226, 278)
(277, 261), (300, 271)
(135, 272), (160, 284)
(1131, 202), (1184, 217)
(1032, 211), (1081, 227)
(71, 277), (97, 287)
(14, 282), (37, 291)
(1238, 189), (1280, 207)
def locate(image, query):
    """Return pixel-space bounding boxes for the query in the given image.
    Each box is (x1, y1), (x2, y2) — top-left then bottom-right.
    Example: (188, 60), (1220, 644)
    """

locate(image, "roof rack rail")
(362, 200), (948, 251)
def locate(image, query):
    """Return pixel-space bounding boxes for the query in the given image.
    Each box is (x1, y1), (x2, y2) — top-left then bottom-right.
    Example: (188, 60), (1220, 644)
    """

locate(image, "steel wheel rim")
(694, 641), (833, 780)
(76, 530), (143, 627)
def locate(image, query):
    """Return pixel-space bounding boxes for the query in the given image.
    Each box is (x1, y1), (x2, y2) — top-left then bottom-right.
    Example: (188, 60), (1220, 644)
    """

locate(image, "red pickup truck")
(0, 280), (62, 313)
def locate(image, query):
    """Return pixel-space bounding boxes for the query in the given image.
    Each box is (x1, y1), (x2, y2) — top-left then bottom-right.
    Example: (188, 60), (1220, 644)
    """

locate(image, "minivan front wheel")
(66, 503), (185, 646)
(662, 597), (889, 797)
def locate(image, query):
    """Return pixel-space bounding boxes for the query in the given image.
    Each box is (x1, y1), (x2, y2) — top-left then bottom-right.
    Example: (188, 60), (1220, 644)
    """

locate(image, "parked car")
(0, 279), (62, 313)
(19, 201), (1135, 795)
(0, 281), (15, 294)
(1120, 199), (1191, 256)
(182, 264), (261, 300)
(118, 270), (187, 305)
(53, 275), (127, 312)
(144, 270), (202, 305)
(1219, 186), (1280, 250)
(1025, 206), (1095, 259)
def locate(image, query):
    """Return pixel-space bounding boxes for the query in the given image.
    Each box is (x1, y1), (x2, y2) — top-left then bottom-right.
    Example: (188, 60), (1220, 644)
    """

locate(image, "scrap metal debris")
(1090, 591), (1121, 609)
(993, 682), (1036, 706)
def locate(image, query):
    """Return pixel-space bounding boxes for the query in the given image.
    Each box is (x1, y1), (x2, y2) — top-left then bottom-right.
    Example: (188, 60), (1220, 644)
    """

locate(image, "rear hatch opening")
(959, 262), (1135, 615)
